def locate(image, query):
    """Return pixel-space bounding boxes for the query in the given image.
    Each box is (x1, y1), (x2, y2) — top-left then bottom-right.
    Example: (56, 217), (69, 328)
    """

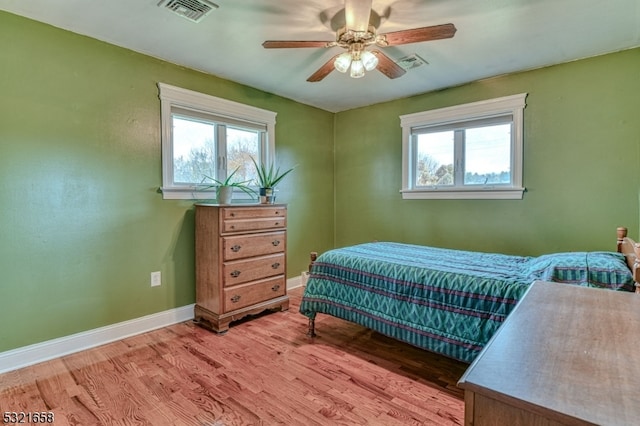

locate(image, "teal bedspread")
(299, 242), (634, 363)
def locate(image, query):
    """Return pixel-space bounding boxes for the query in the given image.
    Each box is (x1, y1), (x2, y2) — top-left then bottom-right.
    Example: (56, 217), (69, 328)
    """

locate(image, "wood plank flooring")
(0, 288), (468, 425)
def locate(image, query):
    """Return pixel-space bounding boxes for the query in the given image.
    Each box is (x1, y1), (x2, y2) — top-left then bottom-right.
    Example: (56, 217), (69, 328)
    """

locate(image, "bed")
(299, 227), (640, 363)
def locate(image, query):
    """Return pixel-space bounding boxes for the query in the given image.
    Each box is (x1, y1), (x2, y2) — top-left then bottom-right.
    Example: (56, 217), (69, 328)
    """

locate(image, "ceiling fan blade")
(371, 50), (406, 79)
(307, 54), (341, 82)
(262, 40), (333, 49)
(378, 23), (457, 46)
(345, 0), (372, 32)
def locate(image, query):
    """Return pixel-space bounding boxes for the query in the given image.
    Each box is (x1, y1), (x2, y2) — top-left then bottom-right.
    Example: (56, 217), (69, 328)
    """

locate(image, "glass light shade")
(334, 53), (352, 73)
(361, 50), (378, 71)
(350, 60), (365, 78)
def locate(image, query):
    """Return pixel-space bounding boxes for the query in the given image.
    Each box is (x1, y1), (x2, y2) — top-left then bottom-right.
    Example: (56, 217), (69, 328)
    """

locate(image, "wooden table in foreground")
(458, 280), (640, 426)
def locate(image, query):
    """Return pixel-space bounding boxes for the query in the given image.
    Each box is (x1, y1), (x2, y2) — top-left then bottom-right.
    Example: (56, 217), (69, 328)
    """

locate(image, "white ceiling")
(2, 0), (639, 112)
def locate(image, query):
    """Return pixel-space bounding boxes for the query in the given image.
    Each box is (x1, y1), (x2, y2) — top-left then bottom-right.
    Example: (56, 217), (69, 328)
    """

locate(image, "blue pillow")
(526, 252), (634, 291)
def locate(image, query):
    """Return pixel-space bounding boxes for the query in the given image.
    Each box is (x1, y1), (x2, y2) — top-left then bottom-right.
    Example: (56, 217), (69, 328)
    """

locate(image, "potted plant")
(251, 158), (295, 204)
(199, 167), (255, 204)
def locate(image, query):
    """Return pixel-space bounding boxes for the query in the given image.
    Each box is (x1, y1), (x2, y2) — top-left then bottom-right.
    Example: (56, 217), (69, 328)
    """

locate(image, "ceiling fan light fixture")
(350, 60), (365, 78)
(361, 50), (378, 71)
(263, 2), (456, 83)
(334, 53), (352, 73)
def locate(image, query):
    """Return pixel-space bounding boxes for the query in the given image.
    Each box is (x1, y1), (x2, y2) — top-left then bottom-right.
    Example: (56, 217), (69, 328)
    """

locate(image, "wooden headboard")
(616, 227), (640, 293)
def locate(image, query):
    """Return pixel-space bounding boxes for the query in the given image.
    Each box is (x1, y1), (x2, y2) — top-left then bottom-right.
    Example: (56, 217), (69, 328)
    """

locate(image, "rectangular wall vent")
(158, 0), (219, 23)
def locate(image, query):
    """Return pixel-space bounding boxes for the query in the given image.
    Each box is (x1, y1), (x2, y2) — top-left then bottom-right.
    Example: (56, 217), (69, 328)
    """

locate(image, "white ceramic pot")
(217, 186), (233, 204)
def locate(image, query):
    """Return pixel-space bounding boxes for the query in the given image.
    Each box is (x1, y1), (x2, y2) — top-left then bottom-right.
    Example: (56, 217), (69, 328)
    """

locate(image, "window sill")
(400, 187), (525, 200)
(160, 187), (257, 201)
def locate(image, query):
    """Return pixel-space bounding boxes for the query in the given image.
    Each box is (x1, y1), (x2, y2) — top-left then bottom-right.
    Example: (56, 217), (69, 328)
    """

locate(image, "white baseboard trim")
(0, 304), (195, 375)
(287, 274), (303, 290)
(1, 276), (305, 375)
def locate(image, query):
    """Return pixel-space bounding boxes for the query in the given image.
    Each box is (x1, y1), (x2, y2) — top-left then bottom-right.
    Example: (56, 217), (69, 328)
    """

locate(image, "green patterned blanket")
(299, 242), (633, 362)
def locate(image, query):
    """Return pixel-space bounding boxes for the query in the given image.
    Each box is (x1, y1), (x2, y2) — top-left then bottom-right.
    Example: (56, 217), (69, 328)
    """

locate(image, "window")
(400, 93), (527, 199)
(158, 83), (277, 200)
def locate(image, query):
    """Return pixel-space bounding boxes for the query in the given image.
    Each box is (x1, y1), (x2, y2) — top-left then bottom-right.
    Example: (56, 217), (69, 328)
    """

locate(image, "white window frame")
(400, 93), (527, 200)
(158, 83), (277, 200)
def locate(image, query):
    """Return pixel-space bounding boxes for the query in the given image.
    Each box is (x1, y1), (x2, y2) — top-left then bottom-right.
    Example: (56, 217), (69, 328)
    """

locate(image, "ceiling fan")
(262, 0), (456, 82)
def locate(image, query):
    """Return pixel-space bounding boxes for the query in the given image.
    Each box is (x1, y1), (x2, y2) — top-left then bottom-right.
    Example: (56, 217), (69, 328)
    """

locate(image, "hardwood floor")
(0, 288), (467, 425)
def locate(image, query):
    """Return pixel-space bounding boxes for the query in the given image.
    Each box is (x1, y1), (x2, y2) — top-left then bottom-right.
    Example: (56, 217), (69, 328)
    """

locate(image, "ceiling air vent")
(397, 54), (429, 70)
(158, 0), (219, 23)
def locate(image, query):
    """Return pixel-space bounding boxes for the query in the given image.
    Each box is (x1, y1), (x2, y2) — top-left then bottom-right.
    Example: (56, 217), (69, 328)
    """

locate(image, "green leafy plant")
(199, 167), (256, 197)
(251, 157), (295, 188)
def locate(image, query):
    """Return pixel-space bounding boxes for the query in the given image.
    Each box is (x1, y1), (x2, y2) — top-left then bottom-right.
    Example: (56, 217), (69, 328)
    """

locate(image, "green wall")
(334, 48), (640, 255)
(0, 12), (335, 352)
(1, 10), (639, 354)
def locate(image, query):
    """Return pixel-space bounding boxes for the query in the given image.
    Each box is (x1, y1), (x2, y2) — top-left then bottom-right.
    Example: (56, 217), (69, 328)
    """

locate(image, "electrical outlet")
(151, 271), (161, 287)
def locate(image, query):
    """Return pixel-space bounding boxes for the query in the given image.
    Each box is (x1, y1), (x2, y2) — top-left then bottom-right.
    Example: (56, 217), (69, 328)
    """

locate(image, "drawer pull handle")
(230, 212), (236, 217)
(230, 295), (241, 303)
(231, 245), (241, 252)
(274, 222), (280, 226)
(271, 284), (280, 292)
(271, 262), (280, 269)
(230, 225), (236, 229)
(272, 240), (280, 246)
(230, 270), (241, 278)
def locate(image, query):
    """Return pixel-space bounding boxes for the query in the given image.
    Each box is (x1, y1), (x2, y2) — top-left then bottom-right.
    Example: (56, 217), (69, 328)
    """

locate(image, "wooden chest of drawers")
(194, 204), (289, 333)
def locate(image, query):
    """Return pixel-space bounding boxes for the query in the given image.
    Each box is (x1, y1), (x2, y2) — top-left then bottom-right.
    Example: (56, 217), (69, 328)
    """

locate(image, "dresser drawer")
(222, 253), (285, 286)
(222, 217), (286, 233)
(222, 231), (285, 261)
(221, 206), (286, 233)
(223, 276), (286, 312)
(222, 206), (286, 220)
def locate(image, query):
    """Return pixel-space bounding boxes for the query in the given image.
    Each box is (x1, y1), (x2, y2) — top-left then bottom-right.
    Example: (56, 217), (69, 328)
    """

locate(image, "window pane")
(226, 126), (261, 183)
(464, 124), (511, 185)
(416, 131), (454, 186)
(172, 115), (216, 184)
